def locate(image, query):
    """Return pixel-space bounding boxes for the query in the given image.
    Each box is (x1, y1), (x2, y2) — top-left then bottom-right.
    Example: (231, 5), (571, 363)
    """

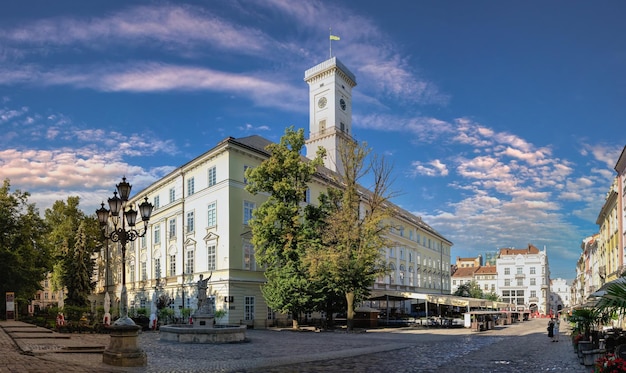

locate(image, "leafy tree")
(306, 140), (393, 331)
(483, 292), (501, 301)
(0, 179), (53, 316)
(245, 126), (325, 329)
(453, 280), (484, 299)
(45, 197), (100, 308)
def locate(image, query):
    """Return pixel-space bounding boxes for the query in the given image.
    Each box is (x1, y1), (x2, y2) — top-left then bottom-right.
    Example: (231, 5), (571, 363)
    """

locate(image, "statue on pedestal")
(196, 272), (214, 316)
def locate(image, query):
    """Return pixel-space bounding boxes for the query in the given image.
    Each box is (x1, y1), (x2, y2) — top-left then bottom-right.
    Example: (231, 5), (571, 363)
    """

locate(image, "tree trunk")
(292, 312), (300, 329)
(346, 291), (355, 331)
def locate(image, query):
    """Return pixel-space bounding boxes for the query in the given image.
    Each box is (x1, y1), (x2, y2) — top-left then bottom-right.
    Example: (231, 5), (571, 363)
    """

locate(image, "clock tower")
(304, 57), (356, 174)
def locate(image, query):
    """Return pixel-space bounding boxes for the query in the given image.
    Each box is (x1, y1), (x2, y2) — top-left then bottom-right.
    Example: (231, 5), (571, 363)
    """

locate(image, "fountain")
(160, 273), (246, 344)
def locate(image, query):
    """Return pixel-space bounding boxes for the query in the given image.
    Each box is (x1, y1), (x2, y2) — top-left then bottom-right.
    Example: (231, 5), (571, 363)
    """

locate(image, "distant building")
(549, 278), (570, 313)
(496, 244), (550, 314)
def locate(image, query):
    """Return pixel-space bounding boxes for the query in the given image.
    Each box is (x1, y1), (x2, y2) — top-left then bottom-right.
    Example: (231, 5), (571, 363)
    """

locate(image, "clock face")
(339, 98), (346, 111)
(318, 97), (327, 109)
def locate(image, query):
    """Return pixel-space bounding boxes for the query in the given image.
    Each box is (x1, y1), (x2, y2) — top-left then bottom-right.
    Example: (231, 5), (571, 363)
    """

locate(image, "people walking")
(547, 318), (554, 339)
(552, 318), (560, 342)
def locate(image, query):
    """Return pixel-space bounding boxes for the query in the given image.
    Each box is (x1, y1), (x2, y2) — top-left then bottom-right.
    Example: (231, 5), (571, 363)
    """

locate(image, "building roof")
(451, 266), (478, 278)
(474, 265), (497, 275)
(498, 244), (540, 256)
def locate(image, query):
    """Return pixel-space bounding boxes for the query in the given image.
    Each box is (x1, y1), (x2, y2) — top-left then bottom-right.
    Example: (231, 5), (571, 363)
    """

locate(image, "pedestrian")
(547, 318), (554, 339)
(552, 319), (560, 342)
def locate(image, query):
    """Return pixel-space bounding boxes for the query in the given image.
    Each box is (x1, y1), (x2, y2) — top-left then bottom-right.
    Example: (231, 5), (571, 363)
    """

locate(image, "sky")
(1, 0), (625, 281)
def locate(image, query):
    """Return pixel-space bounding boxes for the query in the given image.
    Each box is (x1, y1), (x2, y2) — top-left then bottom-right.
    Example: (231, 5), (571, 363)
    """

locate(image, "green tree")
(306, 140), (393, 331)
(0, 179), (53, 316)
(245, 127), (325, 329)
(453, 280), (484, 299)
(45, 197), (100, 308)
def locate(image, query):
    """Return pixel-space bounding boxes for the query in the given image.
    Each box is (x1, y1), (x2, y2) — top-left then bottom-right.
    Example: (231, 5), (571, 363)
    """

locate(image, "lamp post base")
(102, 324), (147, 367)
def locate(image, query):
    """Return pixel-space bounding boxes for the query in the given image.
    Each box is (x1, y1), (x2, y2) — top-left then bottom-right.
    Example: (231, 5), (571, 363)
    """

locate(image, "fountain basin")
(159, 325), (247, 344)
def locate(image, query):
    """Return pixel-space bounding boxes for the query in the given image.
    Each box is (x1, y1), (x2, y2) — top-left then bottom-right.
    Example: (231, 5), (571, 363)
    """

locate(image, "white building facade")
(496, 244), (550, 315)
(92, 57), (452, 327)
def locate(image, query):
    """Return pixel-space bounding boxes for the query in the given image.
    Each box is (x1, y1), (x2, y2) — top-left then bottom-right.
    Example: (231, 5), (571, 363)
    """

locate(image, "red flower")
(595, 353), (626, 373)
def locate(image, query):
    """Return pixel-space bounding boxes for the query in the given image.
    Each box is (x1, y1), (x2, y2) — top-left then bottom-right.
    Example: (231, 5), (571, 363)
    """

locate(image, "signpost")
(6, 292), (15, 320)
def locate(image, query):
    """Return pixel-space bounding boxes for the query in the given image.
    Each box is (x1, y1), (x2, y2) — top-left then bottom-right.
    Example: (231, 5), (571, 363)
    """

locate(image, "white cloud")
(411, 159), (448, 177)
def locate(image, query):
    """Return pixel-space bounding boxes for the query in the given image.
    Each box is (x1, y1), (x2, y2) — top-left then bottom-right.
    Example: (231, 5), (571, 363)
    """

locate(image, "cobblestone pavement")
(1, 318), (591, 372)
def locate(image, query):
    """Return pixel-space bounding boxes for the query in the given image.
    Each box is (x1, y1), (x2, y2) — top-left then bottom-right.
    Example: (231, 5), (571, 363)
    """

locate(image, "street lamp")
(96, 176), (153, 326)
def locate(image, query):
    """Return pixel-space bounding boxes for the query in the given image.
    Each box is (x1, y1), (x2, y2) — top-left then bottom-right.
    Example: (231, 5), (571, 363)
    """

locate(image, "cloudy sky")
(1, 0), (625, 280)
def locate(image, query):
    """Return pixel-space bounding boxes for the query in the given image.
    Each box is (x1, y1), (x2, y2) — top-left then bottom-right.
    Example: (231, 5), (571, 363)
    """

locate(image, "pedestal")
(102, 324), (147, 367)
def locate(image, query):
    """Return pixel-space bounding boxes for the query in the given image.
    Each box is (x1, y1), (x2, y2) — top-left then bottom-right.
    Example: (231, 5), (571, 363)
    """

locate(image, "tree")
(306, 140), (393, 331)
(0, 179), (53, 316)
(45, 197), (100, 308)
(245, 127), (325, 329)
(453, 281), (484, 299)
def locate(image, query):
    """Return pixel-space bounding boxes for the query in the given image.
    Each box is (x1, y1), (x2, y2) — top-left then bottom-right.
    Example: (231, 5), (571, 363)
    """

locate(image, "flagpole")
(329, 27), (332, 58)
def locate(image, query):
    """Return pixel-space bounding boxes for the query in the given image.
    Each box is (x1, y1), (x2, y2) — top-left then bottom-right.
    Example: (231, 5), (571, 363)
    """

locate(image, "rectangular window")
(169, 188), (175, 203)
(244, 242), (255, 270)
(516, 278), (523, 286)
(504, 268), (510, 275)
(141, 262), (147, 281)
(153, 195), (160, 209)
(531, 290), (537, 298)
(516, 267), (523, 275)
(267, 307), (274, 320)
(186, 249), (194, 274)
(187, 177), (195, 195)
(154, 258), (161, 279)
(154, 225), (161, 244)
(245, 296), (255, 321)
(207, 202), (217, 227)
(169, 219), (176, 239)
(491, 284), (495, 291)
(129, 262), (135, 283)
(530, 267), (536, 274)
(530, 278), (536, 286)
(243, 166), (250, 184)
(207, 245), (216, 271)
(243, 201), (255, 225)
(187, 211), (195, 233)
(504, 279), (511, 286)
(141, 235), (146, 248)
(208, 166), (217, 187)
(169, 255), (176, 277)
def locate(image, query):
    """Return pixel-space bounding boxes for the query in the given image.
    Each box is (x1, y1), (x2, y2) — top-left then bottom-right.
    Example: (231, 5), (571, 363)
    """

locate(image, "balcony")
(515, 274), (525, 279)
(529, 297), (539, 303)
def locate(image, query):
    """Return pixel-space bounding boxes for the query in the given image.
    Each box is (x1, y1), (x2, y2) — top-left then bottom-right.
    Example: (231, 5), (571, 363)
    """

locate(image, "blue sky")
(1, 1), (625, 281)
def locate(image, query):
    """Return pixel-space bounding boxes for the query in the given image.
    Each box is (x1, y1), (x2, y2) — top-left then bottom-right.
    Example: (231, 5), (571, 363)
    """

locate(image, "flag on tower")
(330, 35), (340, 41)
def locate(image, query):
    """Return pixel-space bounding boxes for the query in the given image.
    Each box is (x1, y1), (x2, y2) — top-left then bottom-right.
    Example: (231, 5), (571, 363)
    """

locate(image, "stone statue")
(196, 272), (212, 313)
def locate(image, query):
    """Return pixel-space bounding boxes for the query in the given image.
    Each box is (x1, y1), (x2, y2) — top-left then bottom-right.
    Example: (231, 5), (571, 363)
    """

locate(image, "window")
(531, 290), (537, 298)
(169, 255), (176, 277)
(504, 268), (510, 275)
(244, 296), (255, 321)
(141, 235), (146, 248)
(187, 211), (195, 233)
(244, 242), (255, 270)
(530, 267), (536, 274)
(516, 278), (523, 286)
(409, 252), (413, 262)
(129, 262), (135, 283)
(267, 307), (275, 320)
(169, 219), (176, 239)
(389, 248), (395, 258)
(207, 245), (216, 271)
(491, 284), (495, 291)
(530, 278), (536, 286)
(185, 248), (194, 274)
(154, 195), (160, 209)
(484, 284), (488, 290)
(505, 279), (511, 286)
(154, 225), (161, 244)
(409, 267), (414, 286)
(141, 262), (147, 281)
(169, 188), (175, 203)
(207, 202), (217, 227)
(243, 166), (250, 184)
(389, 263), (396, 284)
(154, 258), (161, 279)
(208, 166), (217, 187)
(516, 267), (523, 275)
(187, 177), (195, 195)
(304, 188), (311, 203)
(243, 201), (255, 225)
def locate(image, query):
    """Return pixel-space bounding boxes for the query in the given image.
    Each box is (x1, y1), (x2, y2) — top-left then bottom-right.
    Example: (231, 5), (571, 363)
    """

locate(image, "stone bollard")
(582, 349), (605, 367)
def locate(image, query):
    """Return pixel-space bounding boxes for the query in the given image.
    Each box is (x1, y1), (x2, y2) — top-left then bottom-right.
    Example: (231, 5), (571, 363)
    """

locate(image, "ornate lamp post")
(96, 177), (153, 366)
